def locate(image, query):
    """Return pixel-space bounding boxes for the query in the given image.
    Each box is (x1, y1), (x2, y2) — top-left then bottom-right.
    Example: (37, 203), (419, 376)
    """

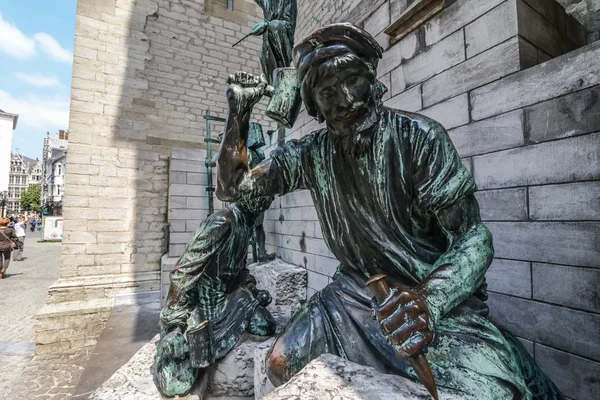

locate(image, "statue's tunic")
(267, 108), (561, 399)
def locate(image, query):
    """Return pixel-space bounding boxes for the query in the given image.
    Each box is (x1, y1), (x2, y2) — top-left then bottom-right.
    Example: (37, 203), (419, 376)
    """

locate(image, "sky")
(0, 0), (77, 160)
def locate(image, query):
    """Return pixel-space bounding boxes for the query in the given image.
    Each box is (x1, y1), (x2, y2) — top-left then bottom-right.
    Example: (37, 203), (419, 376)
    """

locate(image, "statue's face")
(312, 62), (374, 134)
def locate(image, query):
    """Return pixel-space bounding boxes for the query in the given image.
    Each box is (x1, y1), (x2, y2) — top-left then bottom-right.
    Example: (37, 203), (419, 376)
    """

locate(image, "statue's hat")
(293, 23), (384, 81)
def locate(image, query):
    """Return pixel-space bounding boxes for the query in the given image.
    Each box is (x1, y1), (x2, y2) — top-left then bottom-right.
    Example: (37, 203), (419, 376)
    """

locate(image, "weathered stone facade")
(47, 0), (598, 398)
(36, 0), (272, 355)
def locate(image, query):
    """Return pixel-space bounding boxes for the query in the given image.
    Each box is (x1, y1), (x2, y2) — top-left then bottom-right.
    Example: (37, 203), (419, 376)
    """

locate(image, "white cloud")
(33, 32), (73, 64)
(0, 14), (36, 59)
(14, 72), (62, 87)
(0, 89), (69, 131)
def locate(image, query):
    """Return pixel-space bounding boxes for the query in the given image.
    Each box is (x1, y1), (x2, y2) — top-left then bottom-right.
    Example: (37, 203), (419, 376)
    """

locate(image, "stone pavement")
(0, 233), (92, 400)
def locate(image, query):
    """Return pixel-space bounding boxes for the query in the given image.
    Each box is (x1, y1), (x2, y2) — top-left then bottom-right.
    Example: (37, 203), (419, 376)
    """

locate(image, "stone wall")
(262, 1), (599, 398)
(38, 0), (272, 354)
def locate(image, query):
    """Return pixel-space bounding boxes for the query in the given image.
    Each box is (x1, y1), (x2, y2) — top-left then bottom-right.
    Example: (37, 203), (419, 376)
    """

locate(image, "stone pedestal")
(248, 258), (307, 330)
(263, 354), (465, 400)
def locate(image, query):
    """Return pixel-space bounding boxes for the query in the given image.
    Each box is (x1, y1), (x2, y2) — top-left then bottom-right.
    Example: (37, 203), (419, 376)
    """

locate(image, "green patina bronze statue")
(152, 197), (276, 397)
(248, 123), (276, 262)
(242, 0), (297, 84)
(217, 23), (565, 400)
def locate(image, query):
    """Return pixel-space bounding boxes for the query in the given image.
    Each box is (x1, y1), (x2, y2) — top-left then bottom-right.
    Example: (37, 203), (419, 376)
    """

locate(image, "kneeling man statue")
(217, 23), (564, 400)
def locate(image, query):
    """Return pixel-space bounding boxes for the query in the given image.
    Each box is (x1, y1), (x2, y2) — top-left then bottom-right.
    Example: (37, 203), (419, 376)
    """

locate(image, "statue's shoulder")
(383, 107), (447, 146)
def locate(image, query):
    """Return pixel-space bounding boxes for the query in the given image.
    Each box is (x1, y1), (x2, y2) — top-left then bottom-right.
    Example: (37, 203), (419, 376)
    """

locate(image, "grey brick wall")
(262, 1), (600, 398)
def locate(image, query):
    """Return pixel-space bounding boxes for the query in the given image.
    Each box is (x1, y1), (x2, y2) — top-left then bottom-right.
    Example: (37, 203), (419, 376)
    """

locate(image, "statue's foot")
(257, 252), (276, 263)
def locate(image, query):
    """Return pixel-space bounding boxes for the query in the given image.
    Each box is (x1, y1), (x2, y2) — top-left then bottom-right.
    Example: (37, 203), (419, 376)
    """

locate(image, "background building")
(7, 151), (42, 215)
(41, 130), (69, 216)
(36, 1), (599, 399)
(0, 109), (19, 195)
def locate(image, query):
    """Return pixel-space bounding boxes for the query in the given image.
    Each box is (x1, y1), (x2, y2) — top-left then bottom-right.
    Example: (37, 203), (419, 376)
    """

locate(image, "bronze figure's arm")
(373, 195), (492, 360)
(217, 72), (282, 202)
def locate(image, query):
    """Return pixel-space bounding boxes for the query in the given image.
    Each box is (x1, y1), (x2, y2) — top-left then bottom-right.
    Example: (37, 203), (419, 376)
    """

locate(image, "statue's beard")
(328, 98), (380, 158)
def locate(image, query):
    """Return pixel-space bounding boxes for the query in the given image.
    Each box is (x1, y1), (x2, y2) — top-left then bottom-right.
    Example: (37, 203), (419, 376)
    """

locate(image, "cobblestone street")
(0, 234), (92, 400)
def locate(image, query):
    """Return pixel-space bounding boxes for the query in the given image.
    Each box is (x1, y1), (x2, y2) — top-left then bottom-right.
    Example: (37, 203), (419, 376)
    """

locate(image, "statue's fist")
(226, 72), (268, 114)
(372, 287), (434, 358)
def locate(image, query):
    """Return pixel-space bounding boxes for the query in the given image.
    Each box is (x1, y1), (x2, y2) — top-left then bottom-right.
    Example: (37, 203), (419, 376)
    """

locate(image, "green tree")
(20, 184), (41, 212)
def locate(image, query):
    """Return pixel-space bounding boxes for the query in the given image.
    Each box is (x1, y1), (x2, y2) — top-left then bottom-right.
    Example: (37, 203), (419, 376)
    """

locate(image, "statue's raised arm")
(216, 72), (282, 202)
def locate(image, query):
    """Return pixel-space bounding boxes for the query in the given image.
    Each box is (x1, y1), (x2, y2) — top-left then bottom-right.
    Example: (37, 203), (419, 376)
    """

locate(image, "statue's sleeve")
(412, 121), (476, 210)
(268, 133), (315, 195)
(160, 215), (232, 332)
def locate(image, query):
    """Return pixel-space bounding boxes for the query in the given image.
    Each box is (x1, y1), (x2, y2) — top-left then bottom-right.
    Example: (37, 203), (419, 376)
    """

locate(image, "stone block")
(402, 29), (465, 87)
(423, 37), (522, 107)
(486, 222), (600, 267)
(465, 0), (518, 58)
(532, 263), (600, 313)
(384, 84), (423, 112)
(487, 292), (600, 361)
(517, 0), (580, 58)
(535, 343), (600, 400)
(248, 258), (307, 328)
(475, 188), (528, 221)
(420, 93), (469, 129)
(471, 40), (600, 120)
(172, 147), (206, 162)
(253, 338), (276, 400)
(424, 0), (505, 46)
(529, 181), (600, 221)
(377, 41), (402, 77)
(473, 133), (600, 189)
(363, 2), (390, 37)
(307, 271), (329, 291)
(524, 85), (600, 144)
(448, 110), (524, 158)
(262, 354), (464, 400)
(485, 258), (532, 298)
(209, 337), (271, 398)
(390, 66), (406, 96)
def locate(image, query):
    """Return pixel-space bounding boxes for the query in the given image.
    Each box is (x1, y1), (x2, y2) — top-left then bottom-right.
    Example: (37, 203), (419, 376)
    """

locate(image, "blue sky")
(0, 0), (77, 160)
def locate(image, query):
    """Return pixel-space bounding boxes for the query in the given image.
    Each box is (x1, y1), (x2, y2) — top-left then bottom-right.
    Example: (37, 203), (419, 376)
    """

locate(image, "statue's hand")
(226, 72), (268, 115)
(372, 287), (434, 358)
(250, 21), (269, 36)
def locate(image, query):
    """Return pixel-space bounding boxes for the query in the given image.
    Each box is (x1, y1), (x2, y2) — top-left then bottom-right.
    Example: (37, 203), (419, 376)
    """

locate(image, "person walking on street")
(0, 218), (18, 278)
(13, 216), (27, 261)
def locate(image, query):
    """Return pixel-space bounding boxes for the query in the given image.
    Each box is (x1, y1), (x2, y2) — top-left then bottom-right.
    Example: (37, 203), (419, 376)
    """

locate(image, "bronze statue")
(217, 23), (564, 400)
(153, 197), (276, 397)
(248, 123), (276, 262)
(237, 0), (297, 84)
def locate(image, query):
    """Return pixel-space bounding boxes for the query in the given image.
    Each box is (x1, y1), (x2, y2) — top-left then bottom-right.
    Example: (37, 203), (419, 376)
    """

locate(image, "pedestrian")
(0, 218), (18, 278)
(30, 217), (37, 232)
(12, 216), (27, 261)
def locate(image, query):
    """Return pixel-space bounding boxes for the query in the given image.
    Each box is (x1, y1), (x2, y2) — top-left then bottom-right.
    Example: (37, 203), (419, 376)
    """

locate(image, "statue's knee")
(266, 343), (287, 387)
